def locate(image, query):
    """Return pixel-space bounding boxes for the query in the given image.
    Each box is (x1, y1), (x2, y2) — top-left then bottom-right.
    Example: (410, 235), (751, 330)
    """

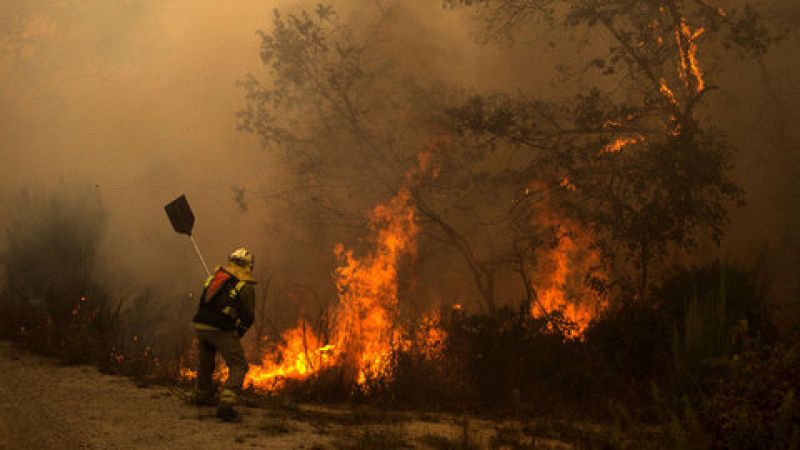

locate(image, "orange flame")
(528, 183), (608, 337)
(559, 176), (577, 192)
(244, 320), (331, 390)
(659, 78), (679, 106)
(189, 154), (434, 392)
(415, 309), (447, 360)
(676, 19), (705, 93)
(330, 186), (419, 385)
(601, 135), (644, 154)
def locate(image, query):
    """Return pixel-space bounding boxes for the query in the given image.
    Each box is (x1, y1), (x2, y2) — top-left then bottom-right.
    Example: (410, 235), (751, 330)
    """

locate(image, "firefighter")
(190, 247), (257, 421)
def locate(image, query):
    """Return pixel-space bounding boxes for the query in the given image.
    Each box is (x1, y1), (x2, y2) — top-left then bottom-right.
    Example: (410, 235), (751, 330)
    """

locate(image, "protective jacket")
(192, 265), (256, 334)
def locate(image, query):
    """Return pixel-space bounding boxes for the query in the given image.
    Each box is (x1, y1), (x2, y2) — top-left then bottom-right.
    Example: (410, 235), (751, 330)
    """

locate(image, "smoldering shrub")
(105, 287), (197, 382)
(0, 184), (120, 367)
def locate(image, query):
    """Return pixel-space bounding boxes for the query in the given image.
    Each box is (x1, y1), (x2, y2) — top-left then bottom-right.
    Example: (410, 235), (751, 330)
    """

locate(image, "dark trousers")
(195, 329), (249, 395)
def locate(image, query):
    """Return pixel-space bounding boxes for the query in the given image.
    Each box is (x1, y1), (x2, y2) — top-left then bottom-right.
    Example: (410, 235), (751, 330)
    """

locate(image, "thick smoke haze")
(1, 0), (798, 314)
(0, 0), (509, 313)
(0, 0), (277, 292)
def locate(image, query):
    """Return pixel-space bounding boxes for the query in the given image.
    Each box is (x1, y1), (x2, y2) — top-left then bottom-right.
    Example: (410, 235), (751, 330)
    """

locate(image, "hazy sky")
(0, 1), (280, 287)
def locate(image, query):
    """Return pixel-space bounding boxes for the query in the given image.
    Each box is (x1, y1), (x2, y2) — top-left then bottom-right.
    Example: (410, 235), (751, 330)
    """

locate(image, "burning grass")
(184, 185), (423, 394)
(181, 155), (433, 395)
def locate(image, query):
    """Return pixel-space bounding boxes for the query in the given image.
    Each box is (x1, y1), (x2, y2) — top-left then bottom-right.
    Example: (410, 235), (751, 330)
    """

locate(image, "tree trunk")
(413, 192), (497, 313)
(638, 241), (650, 301)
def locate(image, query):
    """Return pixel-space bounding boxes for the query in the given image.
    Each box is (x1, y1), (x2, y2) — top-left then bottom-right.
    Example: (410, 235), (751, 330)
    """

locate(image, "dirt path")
(0, 342), (337, 449)
(0, 342), (577, 449)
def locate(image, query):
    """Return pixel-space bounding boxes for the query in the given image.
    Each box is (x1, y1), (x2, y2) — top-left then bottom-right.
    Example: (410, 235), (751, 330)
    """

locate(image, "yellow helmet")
(228, 247), (254, 268)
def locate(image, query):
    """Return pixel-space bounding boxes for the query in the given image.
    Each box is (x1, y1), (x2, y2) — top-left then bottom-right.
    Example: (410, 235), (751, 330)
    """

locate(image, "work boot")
(188, 388), (216, 406)
(216, 388), (240, 422)
(216, 404), (240, 422)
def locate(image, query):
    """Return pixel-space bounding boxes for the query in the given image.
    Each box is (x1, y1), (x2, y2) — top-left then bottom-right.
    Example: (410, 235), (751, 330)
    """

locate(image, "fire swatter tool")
(164, 194), (211, 276)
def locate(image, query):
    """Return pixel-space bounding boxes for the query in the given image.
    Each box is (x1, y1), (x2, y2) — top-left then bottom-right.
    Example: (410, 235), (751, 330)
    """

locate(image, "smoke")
(709, 1), (800, 299)
(0, 0), (798, 316)
(0, 0), (290, 293)
(0, 0), (506, 315)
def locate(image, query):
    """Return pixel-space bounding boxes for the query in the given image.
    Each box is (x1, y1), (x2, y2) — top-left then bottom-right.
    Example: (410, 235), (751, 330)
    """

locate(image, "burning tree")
(445, 0), (778, 301)
(235, 0), (779, 362)
(237, 5), (547, 314)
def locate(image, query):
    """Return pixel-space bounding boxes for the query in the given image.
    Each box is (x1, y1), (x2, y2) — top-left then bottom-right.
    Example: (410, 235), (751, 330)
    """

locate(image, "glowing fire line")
(182, 153), (436, 392)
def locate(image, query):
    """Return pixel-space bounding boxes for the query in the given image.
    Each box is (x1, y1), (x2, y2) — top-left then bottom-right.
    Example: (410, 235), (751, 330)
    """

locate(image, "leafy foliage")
(652, 262), (774, 398)
(443, 0), (776, 298)
(706, 339), (800, 449)
(239, 5), (546, 311)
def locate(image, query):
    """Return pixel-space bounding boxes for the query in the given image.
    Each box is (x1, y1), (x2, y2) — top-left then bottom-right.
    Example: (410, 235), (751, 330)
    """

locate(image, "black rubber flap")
(164, 194), (195, 235)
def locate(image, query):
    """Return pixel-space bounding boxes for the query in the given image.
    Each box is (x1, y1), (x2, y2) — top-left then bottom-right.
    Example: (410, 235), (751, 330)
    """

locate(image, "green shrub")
(657, 262), (774, 401)
(381, 343), (471, 409)
(705, 339), (800, 449)
(439, 306), (611, 415)
(585, 301), (672, 417)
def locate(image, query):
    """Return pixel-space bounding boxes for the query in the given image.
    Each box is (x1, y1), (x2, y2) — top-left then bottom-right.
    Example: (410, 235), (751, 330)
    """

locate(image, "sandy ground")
(0, 342), (576, 449)
(0, 342), (328, 449)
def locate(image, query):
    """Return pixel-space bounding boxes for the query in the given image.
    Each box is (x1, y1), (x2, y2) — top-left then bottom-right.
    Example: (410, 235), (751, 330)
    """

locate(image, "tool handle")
(189, 234), (211, 276)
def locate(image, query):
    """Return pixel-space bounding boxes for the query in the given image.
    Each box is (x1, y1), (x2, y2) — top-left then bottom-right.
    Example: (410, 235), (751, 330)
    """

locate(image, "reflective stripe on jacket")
(192, 267), (256, 332)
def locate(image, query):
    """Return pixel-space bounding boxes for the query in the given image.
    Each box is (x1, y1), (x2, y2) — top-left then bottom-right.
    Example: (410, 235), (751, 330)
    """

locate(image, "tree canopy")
(239, 1), (778, 311)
